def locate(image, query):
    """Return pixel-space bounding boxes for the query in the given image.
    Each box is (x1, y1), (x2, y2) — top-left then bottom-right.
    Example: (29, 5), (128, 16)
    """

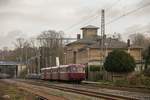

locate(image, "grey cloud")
(0, 0), (150, 49)
(0, 30), (28, 48)
(0, 0), (10, 6)
(0, 11), (26, 19)
(137, 0), (150, 6)
(125, 22), (150, 34)
(134, 0), (150, 16)
(106, 0), (150, 20)
(125, 24), (143, 33)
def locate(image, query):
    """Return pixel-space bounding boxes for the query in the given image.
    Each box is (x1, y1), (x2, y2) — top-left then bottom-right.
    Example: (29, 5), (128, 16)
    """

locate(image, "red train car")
(41, 64), (85, 82)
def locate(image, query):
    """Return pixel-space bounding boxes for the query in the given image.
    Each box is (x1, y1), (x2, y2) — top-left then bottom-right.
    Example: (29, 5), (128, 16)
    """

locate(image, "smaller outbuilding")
(0, 61), (26, 78)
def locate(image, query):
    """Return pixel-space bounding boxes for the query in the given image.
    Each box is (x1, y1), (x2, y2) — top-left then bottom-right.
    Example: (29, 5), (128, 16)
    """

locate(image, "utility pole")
(37, 49), (41, 74)
(101, 9), (105, 66)
(101, 9), (105, 38)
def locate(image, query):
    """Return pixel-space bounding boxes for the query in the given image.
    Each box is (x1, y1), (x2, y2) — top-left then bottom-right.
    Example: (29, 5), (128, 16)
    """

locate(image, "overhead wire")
(64, 0), (121, 32)
(105, 0), (121, 11)
(64, 13), (99, 32)
(65, 0), (150, 33)
(106, 2), (150, 25)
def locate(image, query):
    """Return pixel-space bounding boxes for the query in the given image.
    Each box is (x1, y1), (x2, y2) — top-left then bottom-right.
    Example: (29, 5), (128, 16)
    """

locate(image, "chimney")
(77, 34), (81, 40)
(127, 39), (130, 47)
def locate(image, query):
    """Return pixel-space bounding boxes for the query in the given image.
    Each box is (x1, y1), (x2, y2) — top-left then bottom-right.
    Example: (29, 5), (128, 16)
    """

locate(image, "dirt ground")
(0, 80), (36, 100)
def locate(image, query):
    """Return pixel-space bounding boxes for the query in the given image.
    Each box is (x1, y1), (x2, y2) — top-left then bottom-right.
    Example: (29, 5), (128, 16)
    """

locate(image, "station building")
(65, 25), (144, 72)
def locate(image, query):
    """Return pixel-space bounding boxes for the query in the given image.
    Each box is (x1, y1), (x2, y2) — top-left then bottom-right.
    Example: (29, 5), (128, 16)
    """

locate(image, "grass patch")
(95, 80), (113, 85)
(0, 81), (36, 100)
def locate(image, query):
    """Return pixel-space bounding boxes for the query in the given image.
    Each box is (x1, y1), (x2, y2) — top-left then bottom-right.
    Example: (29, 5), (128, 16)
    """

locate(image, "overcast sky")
(0, 0), (150, 49)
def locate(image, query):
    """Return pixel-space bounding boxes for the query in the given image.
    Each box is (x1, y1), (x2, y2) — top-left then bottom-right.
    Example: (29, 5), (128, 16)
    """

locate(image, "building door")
(73, 51), (77, 64)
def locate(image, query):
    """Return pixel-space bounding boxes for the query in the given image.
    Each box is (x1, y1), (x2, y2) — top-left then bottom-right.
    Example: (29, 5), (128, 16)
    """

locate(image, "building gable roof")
(81, 25), (99, 29)
(77, 38), (142, 50)
(88, 38), (142, 49)
(66, 38), (97, 46)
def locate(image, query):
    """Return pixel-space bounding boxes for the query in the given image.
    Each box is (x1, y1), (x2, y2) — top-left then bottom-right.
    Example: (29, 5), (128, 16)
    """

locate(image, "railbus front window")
(77, 67), (83, 73)
(67, 67), (70, 72)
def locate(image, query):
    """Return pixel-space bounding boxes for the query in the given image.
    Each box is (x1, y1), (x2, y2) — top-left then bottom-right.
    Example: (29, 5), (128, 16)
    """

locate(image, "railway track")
(82, 81), (150, 94)
(16, 79), (140, 100)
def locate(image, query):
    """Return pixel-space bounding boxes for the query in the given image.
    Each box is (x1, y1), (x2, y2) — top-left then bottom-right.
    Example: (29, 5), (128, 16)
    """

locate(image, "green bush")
(141, 76), (150, 87)
(104, 49), (136, 73)
(19, 68), (28, 78)
(144, 46), (150, 69)
(143, 67), (150, 77)
(90, 65), (101, 72)
(114, 79), (129, 87)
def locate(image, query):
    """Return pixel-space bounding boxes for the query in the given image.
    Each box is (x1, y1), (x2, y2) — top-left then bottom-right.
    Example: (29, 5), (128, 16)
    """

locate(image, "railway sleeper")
(35, 95), (48, 100)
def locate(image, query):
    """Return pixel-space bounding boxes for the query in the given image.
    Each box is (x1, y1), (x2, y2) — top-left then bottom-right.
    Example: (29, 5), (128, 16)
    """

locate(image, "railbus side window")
(67, 67), (70, 73)
(60, 67), (62, 72)
(48, 69), (50, 73)
(62, 67), (65, 73)
(61, 67), (64, 72)
(63, 67), (67, 73)
(54, 68), (57, 73)
(71, 66), (77, 72)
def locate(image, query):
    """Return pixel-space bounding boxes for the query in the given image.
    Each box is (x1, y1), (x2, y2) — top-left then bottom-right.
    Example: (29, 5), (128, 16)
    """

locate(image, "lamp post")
(37, 51), (41, 74)
(87, 48), (90, 80)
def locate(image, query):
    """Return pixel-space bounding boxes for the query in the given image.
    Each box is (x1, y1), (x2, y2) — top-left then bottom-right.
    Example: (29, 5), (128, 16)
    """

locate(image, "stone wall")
(76, 50), (88, 64)
(65, 43), (86, 64)
(66, 44), (142, 66)
(129, 48), (142, 61)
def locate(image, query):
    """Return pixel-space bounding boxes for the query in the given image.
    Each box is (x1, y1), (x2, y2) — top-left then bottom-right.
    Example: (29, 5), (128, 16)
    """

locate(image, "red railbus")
(41, 64), (85, 82)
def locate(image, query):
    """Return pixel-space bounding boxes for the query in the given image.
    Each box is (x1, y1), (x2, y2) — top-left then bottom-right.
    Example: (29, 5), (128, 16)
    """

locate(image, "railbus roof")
(41, 64), (85, 71)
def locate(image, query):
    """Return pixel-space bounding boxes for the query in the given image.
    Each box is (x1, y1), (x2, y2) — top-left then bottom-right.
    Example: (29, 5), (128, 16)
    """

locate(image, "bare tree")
(111, 32), (122, 41)
(129, 33), (150, 49)
(13, 38), (40, 73)
(37, 30), (65, 67)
